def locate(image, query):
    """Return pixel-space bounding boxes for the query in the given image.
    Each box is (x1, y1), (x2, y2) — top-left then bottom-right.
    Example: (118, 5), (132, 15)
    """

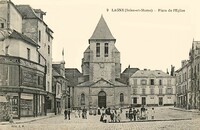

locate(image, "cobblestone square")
(1, 107), (200, 130)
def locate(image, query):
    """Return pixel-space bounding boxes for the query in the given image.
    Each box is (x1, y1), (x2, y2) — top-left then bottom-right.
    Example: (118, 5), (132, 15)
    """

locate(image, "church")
(73, 16), (131, 109)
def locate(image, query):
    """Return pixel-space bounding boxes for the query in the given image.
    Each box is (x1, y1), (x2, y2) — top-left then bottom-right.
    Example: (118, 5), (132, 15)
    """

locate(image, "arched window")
(120, 93), (124, 102)
(81, 93), (85, 105)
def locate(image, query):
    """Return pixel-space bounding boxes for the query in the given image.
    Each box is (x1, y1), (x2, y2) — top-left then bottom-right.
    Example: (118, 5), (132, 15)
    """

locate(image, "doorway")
(98, 91), (106, 108)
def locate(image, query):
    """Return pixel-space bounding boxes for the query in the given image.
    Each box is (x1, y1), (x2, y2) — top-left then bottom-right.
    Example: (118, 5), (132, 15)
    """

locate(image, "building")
(73, 16), (130, 109)
(188, 40), (200, 109)
(175, 40), (200, 110)
(120, 66), (139, 84)
(0, 0), (48, 119)
(15, 3), (54, 113)
(52, 61), (69, 114)
(65, 68), (82, 108)
(0, 0), (53, 120)
(129, 69), (176, 106)
(175, 60), (191, 109)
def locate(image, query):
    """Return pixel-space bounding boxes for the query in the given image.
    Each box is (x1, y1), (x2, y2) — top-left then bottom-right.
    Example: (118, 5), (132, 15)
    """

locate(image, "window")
(133, 97), (137, 104)
(96, 43), (100, 57)
(104, 43), (108, 57)
(38, 30), (41, 42)
(5, 46), (9, 55)
(159, 88), (163, 94)
(27, 48), (30, 60)
(142, 88), (146, 95)
(133, 88), (137, 94)
(38, 76), (43, 86)
(133, 79), (137, 85)
(167, 79), (171, 85)
(48, 45), (50, 55)
(166, 88), (173, 94)
(159, 79), (162, 85)
(81, 93), (85, 105)
(38, 53), (40, 63)
(120, 93), (124, 102)
(150, 88), (154, 95)
(141, 79), (147, 85)
(1, 23), (4, 28)
(167, 97), (171, 99)
(150, 79), (154, 85)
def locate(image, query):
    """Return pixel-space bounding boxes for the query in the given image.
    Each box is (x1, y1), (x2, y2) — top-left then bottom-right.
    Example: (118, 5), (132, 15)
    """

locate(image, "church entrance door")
(98, 91), (106, 108)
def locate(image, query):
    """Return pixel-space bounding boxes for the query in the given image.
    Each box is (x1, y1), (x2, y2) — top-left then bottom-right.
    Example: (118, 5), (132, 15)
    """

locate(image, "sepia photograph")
(0, 0), (200, 129)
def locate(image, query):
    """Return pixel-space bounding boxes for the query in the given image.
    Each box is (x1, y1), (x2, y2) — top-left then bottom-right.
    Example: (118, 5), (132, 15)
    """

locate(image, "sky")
(11, 0), (200, 73)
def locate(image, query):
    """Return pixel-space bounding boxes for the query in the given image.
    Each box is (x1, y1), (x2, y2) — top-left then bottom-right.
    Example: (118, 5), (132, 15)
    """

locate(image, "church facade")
(73, 16), (130, 108)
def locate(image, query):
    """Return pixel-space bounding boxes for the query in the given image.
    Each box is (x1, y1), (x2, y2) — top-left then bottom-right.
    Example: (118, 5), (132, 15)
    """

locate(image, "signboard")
(21, 70), (37, 86)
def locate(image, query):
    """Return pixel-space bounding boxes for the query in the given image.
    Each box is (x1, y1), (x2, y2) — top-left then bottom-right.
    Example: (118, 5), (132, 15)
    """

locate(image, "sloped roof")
(52, 68), (60, 77)
(84, 46), (90, 53)
(16, 4), (53, 34)
(122, 68), (139, 74)
(65, 68), (82, 76)
(131, 70), (171, 78)
(9, 30), (38, 47)
(89, 15), (115, 40)
(16, 5), (38, 19)
(65, 68), (82, 86)
(113, 46), (120, 53)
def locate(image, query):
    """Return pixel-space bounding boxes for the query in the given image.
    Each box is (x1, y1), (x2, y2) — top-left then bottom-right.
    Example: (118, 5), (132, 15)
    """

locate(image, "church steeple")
(89, 15), (115, 41)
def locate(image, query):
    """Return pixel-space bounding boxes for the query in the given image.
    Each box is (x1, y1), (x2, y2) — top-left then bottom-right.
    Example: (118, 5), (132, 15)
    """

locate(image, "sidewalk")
(0, 113), (57, 125)
(170, 107), (200, 113)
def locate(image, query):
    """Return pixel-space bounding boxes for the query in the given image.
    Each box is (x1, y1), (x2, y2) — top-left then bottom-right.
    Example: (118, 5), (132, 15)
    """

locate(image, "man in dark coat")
(67, 108), (70, 120)
(64, 109), (67, 119)
(129, 108), (133, 121)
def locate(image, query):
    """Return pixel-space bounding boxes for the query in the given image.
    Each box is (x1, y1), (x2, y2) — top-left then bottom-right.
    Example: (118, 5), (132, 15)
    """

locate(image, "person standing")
(136, 109), (140, 120)
(64, 109), (67, 119)
(145, 108), (149, 120)
(141, 105), (145, 119)
(151, 108), (155, 120)
(129, 108), (133, 121)
(133, 108), (137, 121)
(125, 111), (129, 119)
(98, 107), (101, 115)
(67, 108), (71, 120)
(78, 108), (81, 118)
(110, 109), (114, 123)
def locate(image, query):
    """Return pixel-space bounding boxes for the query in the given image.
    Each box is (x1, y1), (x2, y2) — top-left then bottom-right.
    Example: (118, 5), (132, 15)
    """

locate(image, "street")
(1, 107), (200, 130)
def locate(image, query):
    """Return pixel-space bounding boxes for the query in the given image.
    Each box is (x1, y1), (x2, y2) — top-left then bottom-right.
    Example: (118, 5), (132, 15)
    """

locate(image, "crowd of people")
(99, 107), (122, 123)
(126, 106), (155, 121)
(63, 106), (155, 123)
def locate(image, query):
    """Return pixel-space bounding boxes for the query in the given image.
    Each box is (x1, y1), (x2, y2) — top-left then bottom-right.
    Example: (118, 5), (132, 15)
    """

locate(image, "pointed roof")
(89, 15), (115, 40)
